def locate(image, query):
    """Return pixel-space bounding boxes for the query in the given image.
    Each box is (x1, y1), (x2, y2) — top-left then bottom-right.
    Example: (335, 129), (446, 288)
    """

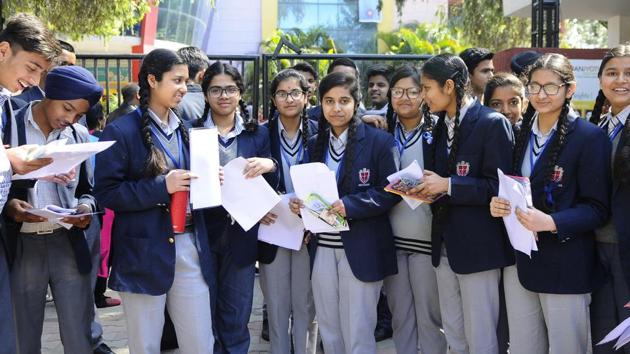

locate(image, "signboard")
(569, 59), (601, 119)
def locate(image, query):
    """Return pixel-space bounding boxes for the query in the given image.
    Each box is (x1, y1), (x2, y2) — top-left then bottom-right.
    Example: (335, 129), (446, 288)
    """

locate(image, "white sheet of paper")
(497, 169), (538, 257)
(258, 193), (305, 251)
(615, 326), (630, 350)
(221, 157), (280, 232)
(598, 316), (630, 345)
(290, 162), (349, 233)
(190, 128), (222, 209)
(26, 205), (98, 229)
(387, 160), (423, 210)
(13, 140), (116, 180)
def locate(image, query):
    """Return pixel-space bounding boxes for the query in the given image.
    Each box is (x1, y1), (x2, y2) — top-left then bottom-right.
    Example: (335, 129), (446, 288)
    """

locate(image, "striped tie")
(446, 118), (456, 152)
(609, 115), (621, 136)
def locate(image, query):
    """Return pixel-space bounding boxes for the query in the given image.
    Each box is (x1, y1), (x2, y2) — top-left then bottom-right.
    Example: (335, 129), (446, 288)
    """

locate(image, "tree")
(377, 23), (467, 55)
(2, 0), (153, 39)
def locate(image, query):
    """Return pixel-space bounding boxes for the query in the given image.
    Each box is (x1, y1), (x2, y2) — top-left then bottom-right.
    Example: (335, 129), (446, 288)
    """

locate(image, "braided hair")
(421, 54), (471, 175)
(516, 53), (575, 212)
(195, 61), (257, 132)
(592, 44), (630, 185)
(268, 69), (311, 153)
(312, 72), (361, 195)
(137, 48), (189, 177)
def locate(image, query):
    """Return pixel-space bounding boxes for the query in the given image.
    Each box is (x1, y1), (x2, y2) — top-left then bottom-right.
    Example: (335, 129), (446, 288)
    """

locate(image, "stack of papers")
(385, 160), (426, 209)
(221, 157), (280, 232)
(26, 205), (98, 229)
(189, 128), (222, 209)
(598, 317), (630, 350)
(290, 162), (349, 233)
(497, 169), (538, 257)
(13, 139), (116, 180)
(257, 194), (305, 251)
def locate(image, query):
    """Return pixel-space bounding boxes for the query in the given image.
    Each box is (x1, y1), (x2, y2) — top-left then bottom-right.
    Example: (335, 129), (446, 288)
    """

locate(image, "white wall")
(394, 0), (448, 25)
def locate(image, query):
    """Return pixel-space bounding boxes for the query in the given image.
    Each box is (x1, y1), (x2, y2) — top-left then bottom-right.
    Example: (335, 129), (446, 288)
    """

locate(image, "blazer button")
(168, 237), (175, 244)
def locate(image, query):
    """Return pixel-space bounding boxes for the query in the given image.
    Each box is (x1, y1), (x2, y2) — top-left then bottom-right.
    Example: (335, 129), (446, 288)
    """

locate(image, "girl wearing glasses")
(289, 72), (400, 354)
(257, 69), (318, 354)
(194, 62), (279, 353)
(490, 53), (610, 353)
(588, 44), (630, 353)
(381, 65), (446, 354)
(407, 54), (515, 353)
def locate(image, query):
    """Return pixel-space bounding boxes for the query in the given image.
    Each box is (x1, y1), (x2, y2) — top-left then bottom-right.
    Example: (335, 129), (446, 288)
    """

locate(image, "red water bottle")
(170, 191), (188, 233)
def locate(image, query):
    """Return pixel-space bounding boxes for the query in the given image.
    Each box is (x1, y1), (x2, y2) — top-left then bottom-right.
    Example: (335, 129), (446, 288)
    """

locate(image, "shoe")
(374, 326), (393, 342)
(95, 296), (121, 308)
(93, 343), (115, 354)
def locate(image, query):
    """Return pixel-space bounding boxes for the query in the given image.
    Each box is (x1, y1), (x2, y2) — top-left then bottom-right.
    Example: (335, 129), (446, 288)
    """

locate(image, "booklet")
(303, 193), (348, 231)
(384, 160), (445, 206)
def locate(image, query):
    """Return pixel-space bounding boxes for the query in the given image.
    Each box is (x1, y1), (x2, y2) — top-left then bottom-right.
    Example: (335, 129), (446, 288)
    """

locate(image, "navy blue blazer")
(94, 109), (213, 295)
(514, 113), (610, 294)
(308, 121), (400, 282)
(258, 118), (318, 264)
(201, 124), (278, 269)
(613, 133), (630, 287)
(431, 101), (515, 274)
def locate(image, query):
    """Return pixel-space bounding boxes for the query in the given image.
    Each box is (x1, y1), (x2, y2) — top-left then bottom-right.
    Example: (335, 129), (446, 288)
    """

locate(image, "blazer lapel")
(529, 111), (578, 181)
(337, 121), (366, 190)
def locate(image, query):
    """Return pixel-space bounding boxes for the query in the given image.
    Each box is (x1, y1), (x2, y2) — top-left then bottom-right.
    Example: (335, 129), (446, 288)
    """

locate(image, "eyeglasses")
(208, 86), (240, 98)
(391, 87), (421, 99)
(274, 89), (305, 101)
(526, 83), (566, 96)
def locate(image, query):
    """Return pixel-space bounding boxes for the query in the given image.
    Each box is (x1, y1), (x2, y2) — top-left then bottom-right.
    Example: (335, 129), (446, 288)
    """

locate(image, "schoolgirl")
(483, 72), (526, 127)
(409, 53), (515, 353)
(490, 53), (610, 353)
(289, 71), (400, 354)
(194, 61), (278, 354)
(257, 69), (318, 354)
(381, 65), (446, 354)
(94, 48), (214, 354)
(588, 44), (630, 354)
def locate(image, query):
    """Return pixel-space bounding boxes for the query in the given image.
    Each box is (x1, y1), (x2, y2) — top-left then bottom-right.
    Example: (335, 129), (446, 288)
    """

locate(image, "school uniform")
(258, 117), (318, 354)
(0, 89), (17, 354)
(4, 102), (96, 354)
(590, 106), (630, 354)
(430, 99), (515, 354)
(199, 113), (278, 354)
(504, 111), (610, 354)
(95, 108), (214, 354)
(308, 121), (399, 354)
(383, 118), (446, 354)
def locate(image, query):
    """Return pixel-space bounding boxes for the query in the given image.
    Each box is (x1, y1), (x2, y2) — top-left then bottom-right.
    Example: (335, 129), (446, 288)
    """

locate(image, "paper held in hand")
(189, 127), (222, 209)
(257, 193), (305, 251)
(220, 157), (280, 232)
(497, 168), (538, 257)
(290, 162), (349, 233)
(13, 139), (116, 180)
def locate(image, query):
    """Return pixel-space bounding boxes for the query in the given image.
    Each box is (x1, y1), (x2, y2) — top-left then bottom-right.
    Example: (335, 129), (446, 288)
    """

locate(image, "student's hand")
(330, 199), (346, 218)
(219, 167), (225, 186)
(625, 300), (630, 309)
(243, 158), (275, 179)
(259, 212), (277, 225)
(408, 170), (448, 197)
(39, 167), (76, 185)
(490, 197), (511, 218)
(6, 145), (53, 175)
(5, 199), (47, 223)
(515, 207), (557, 233)
(289, 197), (304, 216)
(60, 204), (92, 229)
(165, 169), (197, 194)
(361, 115), (388, 130)
(303, 231), (313, 244)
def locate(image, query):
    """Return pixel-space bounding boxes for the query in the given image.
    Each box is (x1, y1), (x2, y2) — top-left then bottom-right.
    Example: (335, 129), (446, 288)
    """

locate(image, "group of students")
(1, 12), (630, 354)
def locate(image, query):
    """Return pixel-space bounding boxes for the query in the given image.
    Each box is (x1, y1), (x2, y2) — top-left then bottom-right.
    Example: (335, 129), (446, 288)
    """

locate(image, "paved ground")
(42, 275), (396, 353)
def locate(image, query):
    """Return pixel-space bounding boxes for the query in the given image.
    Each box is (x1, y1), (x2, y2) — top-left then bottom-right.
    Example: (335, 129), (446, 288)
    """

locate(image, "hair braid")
(194, 102), (211, 128)
(540, 99), (570, 212)
(239, 99), (257, 132)
(512, 103), (537, 174)
(421, 103), (436, 167)
(138, 82), (167, 177)
(385, 92), (396, 134)
(300, 106), (310, 158)
(312, 109), (329, 163)
(341, 116), (358, 195)
(447, 87), (464, 174)
(590, 89), (607, 125)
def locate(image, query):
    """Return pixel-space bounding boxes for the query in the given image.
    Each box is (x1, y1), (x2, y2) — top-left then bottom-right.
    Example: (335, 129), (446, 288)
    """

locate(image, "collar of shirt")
(0, 87), (12, 107)
(607, 105), (630, 126)
(204, 111), (245, 141)
(277, 117), (303, 142)
(395, 115), (424, 136)
(148, 108), (180, 136)
(445, 97), (476, 125)
(531, 113), (558, 139)
(329, 128), (348, 151)
(25, 101), (64, 140)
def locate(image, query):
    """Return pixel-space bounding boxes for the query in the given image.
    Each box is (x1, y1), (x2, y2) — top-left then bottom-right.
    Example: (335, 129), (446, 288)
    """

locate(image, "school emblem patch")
(456, 161), (470, 176)
(359, 168), (371, 186)
(551, 165), (564, 183)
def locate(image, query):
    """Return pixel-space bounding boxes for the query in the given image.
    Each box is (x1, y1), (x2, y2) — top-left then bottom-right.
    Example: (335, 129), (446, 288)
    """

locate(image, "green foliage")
(3, 0), (153, 39)
(561, 19), (607, 49)
(377, 23), (467, 55)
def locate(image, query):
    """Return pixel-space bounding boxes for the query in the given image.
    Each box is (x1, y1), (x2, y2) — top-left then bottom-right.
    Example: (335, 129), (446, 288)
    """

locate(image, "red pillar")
(131, 1), (159, 81)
